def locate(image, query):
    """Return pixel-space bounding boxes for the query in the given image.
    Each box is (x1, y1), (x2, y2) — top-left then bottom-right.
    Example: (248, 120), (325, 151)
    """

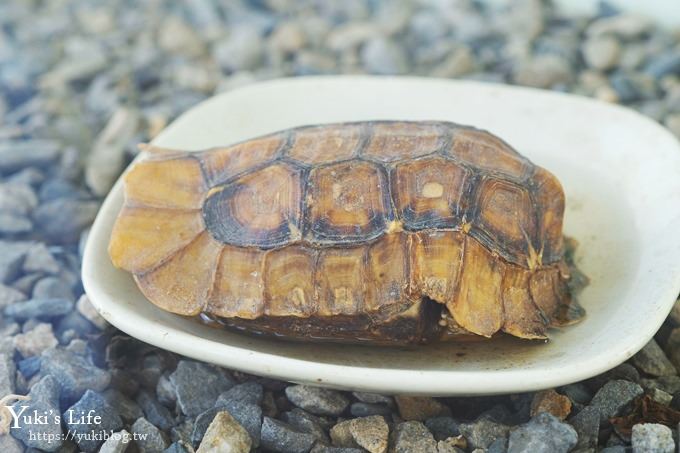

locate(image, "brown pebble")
(530, 389), (572, 420)
(394, 396), (450, 421)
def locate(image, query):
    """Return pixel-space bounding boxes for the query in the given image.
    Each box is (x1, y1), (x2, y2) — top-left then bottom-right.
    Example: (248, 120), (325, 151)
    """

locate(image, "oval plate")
(83, 76), (680, 395)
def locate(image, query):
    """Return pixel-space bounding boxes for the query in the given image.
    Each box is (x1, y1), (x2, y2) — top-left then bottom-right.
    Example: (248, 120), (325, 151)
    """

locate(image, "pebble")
(646, 51), (680, 80)
(0, 284), (26, 307)
(10, 375), (63, 451)
(17, 355), (41, 379)
(158, 16), (205, 57)
(0, 435), (24, 453)
(568, 405), (600, 451)
(0, 140), (60, 174)
(458, 416), (510, 450)
(193, 400), (263, 447)
(589, 379), (644, 422)
(104, 389), (144, 424)
(587, 13), (652, 39)
(285, 385), (350, 416)
(582, 36), (621, 71)
(64, 390), (123, 452)
(22, 243), (60, 275)
(75, 294), (107, 329)
(513, 55), (573, 88)
(156, 372), (177, 407)
(507, 412), (577, 453)
(350, 401), (392, 417)
(33, 198), (100, 244)
(261, 416), (317, 453)
(85, 107), (140, 196)
(530, 389), (572, 420)
(212, 26), (264, 72)
(40, 346), (111, 401)
(32, 276), (74, 301)
(170, 360), (234, 417)
(312, 446), (364, 453)
(137, 389), (175, 430)
(4, 297), (74, 320)
(13, 322), (58, 357)
(99, 430), (132, 453)
(196, 410), (251, 453)
(164, 441), (194, 453)
(331, 415), (389, 453)
(631, 339), (677, 376)
(216, 381), (264, 406)
(424, 416), (460, 441)
(390, 421), (437, 453)
(360, 37), (409, 75)
(631, 423), (675, 453)
(281, 408), (331, 444)
(131, 417), (170, 452)
(0, 241), (33, 283)
(394, 395), (449, 421)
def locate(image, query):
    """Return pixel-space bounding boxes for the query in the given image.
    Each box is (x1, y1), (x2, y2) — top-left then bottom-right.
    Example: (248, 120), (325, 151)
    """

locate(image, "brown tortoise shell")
(108, 121), (584, 344)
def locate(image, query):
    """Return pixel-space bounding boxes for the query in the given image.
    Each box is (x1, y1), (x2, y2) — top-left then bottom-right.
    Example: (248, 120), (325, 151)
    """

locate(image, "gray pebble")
(137, 390), (175, 430)
(4, 297), (73, 320)
(424, 416), (460, 441)
(32, 277), (73, 302)
(99, 430), (131, 453)
(390, 420), (437, 452)
(261, 416), (316, 453)
(22, 243), (60, 275)
(311, 445), (364, 453)
(352, 392), (393, 405)
(631, 339), (677, 377)
(459, 415), (510, 450)
(156, 372), (177, 407)
(285, 385), (349, 416)
(0, 434), (24, 453)
(350, 402), (392, 417)
(0, 212), (32, 234)
(281, 408), (331, 443)
(507, 412), (577, 453)
(213, 26), (264, 72)
(0, 241), (33, 284)
(590, 379), (644, 422)
(216, 381), (263, 406)
(361, 37), (408, 75)
(0, 140), (60, 174)
(568, 405), (600, 451)
(631, 423), (675, 453)
(11, 375), (63, 451)
(645, 51), (680, 79)
(131, 417), (170, 453)
(0, 352), (16, 397)
(163, 441), (194, 453)
(170, 360), (234, 417)
(103, 389), (144, 424)
(63, 390), (123, 452)
(33, 198), (99, 244)
(0, 283), (26, 307)
(40, 346), (111, 401)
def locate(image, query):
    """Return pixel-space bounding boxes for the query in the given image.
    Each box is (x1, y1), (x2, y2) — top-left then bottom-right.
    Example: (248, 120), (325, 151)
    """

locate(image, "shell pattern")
(109, 121), (583, 344)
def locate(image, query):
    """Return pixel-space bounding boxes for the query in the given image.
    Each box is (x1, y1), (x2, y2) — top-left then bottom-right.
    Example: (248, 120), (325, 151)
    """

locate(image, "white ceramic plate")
(83, 76), (680, 395)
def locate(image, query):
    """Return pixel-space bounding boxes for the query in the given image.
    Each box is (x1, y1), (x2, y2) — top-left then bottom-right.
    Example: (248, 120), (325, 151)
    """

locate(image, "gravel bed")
(1, 0), (680, 452)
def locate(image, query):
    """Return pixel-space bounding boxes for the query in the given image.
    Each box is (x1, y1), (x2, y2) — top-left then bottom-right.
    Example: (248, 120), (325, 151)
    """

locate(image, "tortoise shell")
(109, 121), (583, 344)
